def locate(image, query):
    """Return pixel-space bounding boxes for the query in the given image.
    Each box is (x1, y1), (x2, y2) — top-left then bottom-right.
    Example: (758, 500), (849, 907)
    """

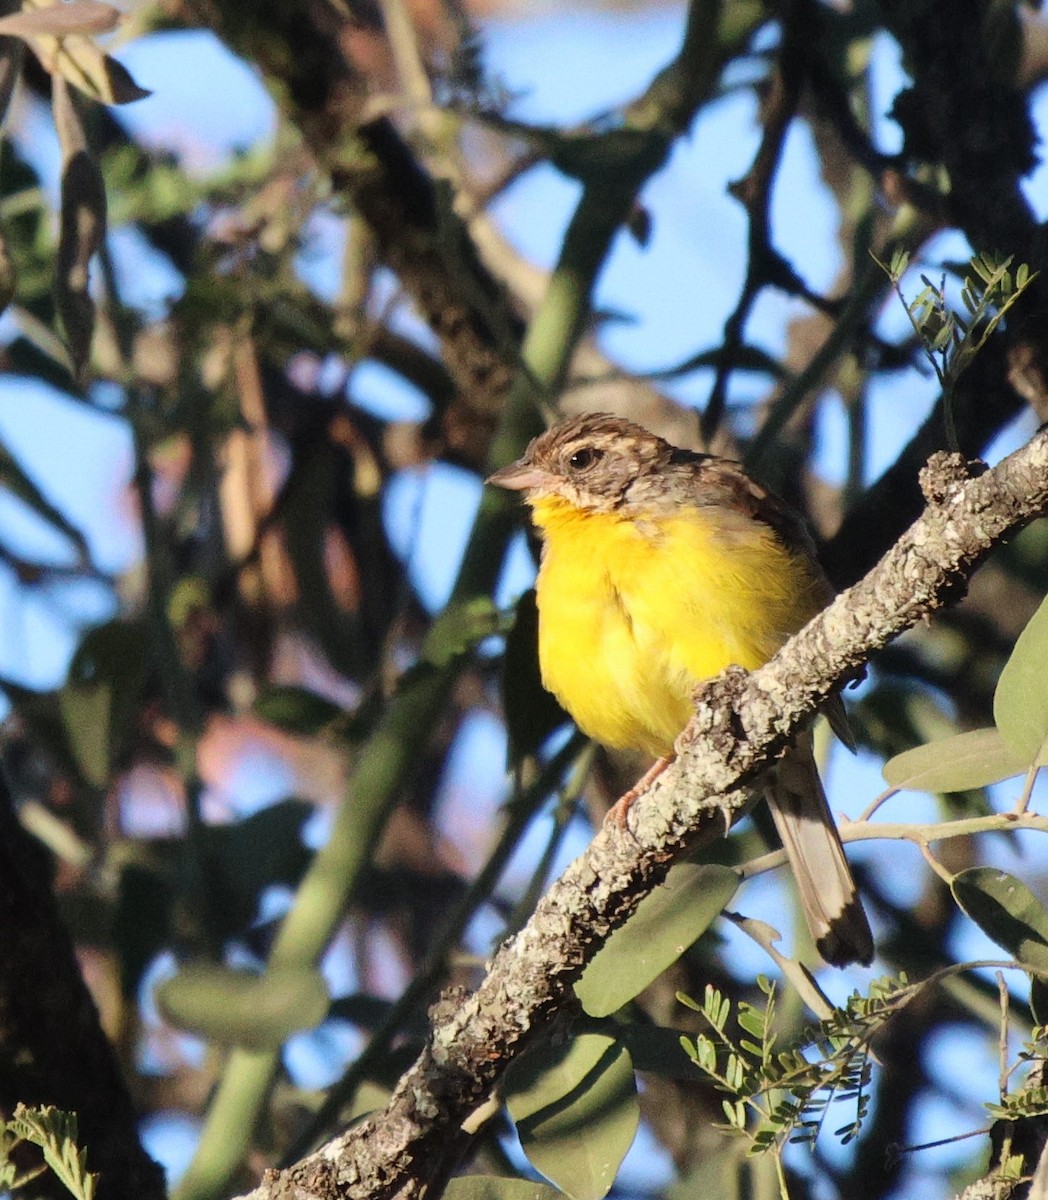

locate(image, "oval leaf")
(952, 867), (1048, 971)
(0, 36), (24, 131)
(63, 619), (151, 783)
(420, 597), (500, 668)
(58, 680), (110, 787)
(56, 145), (104, 378)
(994, 594), (1048, 766)
(882, 727), (1028, 793)
(576, 863), (737, 1018)
(505, 1034), (638, 1200)
(444, 1179), (564, 1200)
(503, 588), (569, 767)
(0, 1), (120, 38)
(94, 52), (150, 104)
(53, 76), (105, 380)
(0, 217), (16, 317)
(253, 685), (342, 735)
(29, 11), (150, 105)
(155, 965), (329, 1049)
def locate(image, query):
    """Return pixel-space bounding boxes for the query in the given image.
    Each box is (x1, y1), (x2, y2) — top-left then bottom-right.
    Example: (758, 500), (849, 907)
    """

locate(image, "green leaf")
(421, 597), (500, 668)
(155, 964), (329, 1050)
(114, 863), (172, 1000)
(59, 619), (151, 788)
(576, 863), (737, 1018)
(26, 0), (150, 105)
(252, 685), (343, 735)
(1031, 979), (1048, 1027)
(705, 985), (731, 1032)
(503, 588), (569, 767)
(52, 77), (105, 381)
(443, 1179), (564, 1200)
(693, 1035), (715, 1073)
(882, 727), (1029, 792)
(199, 801), (314, 939)
(7, 1106), (96, 1200)
(58, 678), (110, 787)
(951, 867), (1048, 972)
(505, 1033), (639, 1200)
(994, 595), (1048, 766)
(737, 1008), (763, 1039)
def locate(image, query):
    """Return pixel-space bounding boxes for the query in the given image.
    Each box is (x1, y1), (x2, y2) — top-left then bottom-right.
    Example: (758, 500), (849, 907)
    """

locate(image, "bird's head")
(486, 413), (677, 514)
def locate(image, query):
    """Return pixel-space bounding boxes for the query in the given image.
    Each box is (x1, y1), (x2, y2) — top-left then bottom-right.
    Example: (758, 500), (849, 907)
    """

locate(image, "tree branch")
(233, 422), (1048, 1200)
(0, 776), (165, 1200)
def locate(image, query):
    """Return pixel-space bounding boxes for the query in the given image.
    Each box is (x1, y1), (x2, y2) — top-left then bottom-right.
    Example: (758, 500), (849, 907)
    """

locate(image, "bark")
(178, 0), (522, 467)
(0, 775), (166, 1200)
(231, 429), (1048, 1200)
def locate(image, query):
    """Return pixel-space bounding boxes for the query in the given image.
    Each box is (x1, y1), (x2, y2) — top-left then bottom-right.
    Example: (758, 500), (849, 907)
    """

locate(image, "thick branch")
(0, 776), (165, 1200)
(179, 0), (522, 464)
(242, 432), (1048, 1200)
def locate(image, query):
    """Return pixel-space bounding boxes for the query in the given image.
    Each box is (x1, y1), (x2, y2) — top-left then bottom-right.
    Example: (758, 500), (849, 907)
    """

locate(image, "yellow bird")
(488, 412), (873, 967)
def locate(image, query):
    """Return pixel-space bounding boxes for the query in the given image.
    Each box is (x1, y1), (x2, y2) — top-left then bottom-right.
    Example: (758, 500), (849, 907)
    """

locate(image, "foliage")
(678, 975), (902, 1169)
(0, 1105), (97, 1200)
(988, 1024), (1048, 1124)
(882, 591), (1048, 803)
(875, 248), (1038, 450)
(0, 3), (1045, 1200)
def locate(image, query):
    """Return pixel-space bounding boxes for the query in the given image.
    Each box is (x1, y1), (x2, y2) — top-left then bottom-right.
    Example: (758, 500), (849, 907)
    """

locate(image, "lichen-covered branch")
(232, 428), (1048, 1200)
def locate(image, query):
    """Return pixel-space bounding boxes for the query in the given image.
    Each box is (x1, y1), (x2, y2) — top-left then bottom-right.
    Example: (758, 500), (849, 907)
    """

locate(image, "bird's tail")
(764, 733), (873, 968)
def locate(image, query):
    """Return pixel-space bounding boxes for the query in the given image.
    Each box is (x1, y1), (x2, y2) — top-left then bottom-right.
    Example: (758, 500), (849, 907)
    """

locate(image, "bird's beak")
(486, 460), (549, 492)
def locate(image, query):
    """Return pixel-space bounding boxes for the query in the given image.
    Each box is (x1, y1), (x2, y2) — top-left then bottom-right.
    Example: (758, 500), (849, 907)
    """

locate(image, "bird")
(487, 412), (873, 968)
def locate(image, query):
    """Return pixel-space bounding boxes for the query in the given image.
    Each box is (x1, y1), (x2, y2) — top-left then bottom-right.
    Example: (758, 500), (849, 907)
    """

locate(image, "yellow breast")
(529, 495), (824, 757)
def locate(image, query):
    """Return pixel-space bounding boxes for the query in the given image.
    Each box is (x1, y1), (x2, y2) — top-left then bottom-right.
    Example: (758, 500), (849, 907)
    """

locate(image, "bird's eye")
(568, 447), (602, 471)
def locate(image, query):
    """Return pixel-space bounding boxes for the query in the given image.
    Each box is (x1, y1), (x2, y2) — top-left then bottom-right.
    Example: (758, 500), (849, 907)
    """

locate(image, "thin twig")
(998, 971), (1011, 1101)
(856, 785), (901, 824)
(1014, 763), (1040, 815)
(704, 0), (816, 443)
(737, 811), (1048, 881)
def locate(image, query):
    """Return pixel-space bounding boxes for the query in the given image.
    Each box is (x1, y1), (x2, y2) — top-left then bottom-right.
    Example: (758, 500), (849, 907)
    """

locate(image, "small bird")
(488, 412), (873, 967)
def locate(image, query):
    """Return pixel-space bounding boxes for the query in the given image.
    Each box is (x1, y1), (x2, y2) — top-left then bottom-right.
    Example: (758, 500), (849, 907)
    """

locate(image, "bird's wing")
(685, 453), (857, 750)
(685, 454), (826, 577)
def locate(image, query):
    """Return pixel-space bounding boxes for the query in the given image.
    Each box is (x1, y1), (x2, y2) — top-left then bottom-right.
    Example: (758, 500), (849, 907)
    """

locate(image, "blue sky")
(1, 6), (1046, 1195)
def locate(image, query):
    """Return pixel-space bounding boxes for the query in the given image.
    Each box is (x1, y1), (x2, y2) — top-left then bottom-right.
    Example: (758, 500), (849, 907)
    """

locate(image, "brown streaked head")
(486, 413), (687, 514)
(486, 413), (823, 568)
